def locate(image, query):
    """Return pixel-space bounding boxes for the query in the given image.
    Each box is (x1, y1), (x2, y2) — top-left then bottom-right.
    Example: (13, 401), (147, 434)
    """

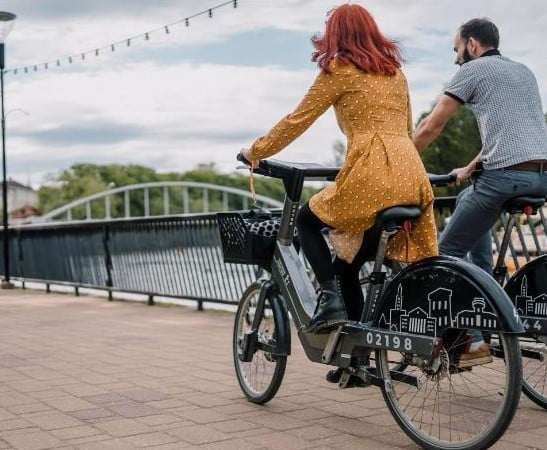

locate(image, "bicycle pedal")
(337, 370), (371, 388)
(338, 371), (351, 388)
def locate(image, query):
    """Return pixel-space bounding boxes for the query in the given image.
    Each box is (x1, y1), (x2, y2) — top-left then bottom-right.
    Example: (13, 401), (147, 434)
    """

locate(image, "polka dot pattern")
(245, 218), (280, 238)
(250, 60), (438, 262)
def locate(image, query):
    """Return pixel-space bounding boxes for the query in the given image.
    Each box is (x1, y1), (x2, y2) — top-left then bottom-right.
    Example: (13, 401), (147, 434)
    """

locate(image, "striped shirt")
(444, 50), (547, 170)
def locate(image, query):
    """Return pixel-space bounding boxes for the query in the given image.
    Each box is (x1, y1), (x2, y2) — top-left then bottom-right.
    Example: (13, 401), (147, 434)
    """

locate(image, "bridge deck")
(1, 289), (545, 449)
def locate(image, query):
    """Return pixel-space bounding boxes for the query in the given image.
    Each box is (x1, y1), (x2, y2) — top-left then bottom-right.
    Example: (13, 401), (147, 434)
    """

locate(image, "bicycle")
(375, 183), (547, 409)
(489, 195), (547, 408)
(360, 179), (547, 411)
(218, 157), (524, 450)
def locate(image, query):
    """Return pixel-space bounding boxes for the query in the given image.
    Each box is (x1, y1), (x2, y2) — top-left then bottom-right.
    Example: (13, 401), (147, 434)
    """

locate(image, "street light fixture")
(0, 11), (17, 288)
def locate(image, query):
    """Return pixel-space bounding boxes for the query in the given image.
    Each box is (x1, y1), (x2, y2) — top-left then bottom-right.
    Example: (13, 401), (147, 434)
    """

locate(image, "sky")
(1, 0), (546, 188)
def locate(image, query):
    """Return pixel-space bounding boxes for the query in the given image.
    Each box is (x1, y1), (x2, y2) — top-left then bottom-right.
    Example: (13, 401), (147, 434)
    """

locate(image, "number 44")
(522, 319), (542, 331)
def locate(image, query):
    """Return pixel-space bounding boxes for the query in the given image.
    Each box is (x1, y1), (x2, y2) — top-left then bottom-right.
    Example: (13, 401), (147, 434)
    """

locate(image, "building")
(0, 178), (39, 223)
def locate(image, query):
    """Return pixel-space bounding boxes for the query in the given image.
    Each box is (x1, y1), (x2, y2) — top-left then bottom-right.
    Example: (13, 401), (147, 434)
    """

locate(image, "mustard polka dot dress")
(250, 60), (438, 262)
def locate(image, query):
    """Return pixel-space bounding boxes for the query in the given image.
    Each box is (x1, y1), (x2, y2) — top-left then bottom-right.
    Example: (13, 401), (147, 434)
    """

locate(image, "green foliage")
(38, 164), (162, 218)
(36, 163), (321, 217)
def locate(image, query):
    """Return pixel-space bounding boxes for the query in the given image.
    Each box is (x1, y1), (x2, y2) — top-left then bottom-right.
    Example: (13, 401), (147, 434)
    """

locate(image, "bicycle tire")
(233, 282), (287, 404)
(520, 336), (547, 409)
(503, 254), (547, 409)
(376, 331), (522, 450)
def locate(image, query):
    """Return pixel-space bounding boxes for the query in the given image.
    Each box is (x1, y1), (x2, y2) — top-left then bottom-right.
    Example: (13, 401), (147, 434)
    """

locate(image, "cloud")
(0, 0), (545, 189)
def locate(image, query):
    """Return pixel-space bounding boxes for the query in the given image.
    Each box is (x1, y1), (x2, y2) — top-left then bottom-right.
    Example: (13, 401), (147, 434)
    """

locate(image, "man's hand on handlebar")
(450, 166), (475, 185)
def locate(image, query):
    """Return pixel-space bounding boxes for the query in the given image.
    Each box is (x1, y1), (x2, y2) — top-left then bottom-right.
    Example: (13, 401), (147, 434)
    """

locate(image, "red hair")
(312, 4), (402, 75)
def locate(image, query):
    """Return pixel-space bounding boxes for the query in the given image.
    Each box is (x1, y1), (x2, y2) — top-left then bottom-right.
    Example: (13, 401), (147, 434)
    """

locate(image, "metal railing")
(4, 214), (260, 308)
(1, 199), (546, 309)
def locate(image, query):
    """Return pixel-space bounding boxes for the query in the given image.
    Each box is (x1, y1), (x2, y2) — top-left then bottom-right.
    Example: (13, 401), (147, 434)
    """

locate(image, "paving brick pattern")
(1, 289), (546, 449)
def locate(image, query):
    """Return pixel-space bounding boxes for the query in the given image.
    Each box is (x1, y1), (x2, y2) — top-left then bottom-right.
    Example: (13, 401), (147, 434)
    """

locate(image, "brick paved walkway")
(1, 288), (546, 449)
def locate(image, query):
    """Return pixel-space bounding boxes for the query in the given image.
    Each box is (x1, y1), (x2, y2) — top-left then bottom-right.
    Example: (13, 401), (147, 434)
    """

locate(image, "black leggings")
(296, 203), (376, 321)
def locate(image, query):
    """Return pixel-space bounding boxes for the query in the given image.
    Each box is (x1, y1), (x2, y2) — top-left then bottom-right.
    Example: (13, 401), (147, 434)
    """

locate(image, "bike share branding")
(377, 266), (500, 337)
(505, 256), (547, 333)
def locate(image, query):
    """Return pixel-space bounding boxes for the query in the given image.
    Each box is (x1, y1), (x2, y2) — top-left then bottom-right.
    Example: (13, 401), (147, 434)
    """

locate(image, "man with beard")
(412, 18), (547, 365)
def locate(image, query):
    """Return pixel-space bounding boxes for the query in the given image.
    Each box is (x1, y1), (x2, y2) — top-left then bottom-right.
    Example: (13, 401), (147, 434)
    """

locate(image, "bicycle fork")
(239, 279), (290, 362)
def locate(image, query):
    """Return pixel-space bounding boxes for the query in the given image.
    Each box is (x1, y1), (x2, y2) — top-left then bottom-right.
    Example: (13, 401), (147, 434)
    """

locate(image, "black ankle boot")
(306, 279), (347, 332)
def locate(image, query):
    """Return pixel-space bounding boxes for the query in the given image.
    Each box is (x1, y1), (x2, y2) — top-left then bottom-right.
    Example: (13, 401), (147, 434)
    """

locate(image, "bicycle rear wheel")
(520, 336), (547, 408)
(233, 282), (287, 404)
(376, 330), (522, 450)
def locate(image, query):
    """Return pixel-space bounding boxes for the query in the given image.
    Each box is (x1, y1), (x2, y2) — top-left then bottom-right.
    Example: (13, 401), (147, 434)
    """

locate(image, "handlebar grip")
(428, 173), (457, 187)
(237, 152), (251, 166)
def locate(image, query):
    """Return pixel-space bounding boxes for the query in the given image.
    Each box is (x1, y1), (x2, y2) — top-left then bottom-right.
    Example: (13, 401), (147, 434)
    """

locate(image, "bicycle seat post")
(360, 205), (422, 324)
(493, 214), (517, 285)
(494, 196), (545, 285)
(360, 227), (397, 324)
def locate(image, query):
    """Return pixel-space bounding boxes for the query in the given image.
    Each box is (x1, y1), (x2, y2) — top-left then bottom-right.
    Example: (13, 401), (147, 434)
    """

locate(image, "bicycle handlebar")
(237, 153), (340, 181)
(427, 173), (457, 187)
(238, 153), (457, 187)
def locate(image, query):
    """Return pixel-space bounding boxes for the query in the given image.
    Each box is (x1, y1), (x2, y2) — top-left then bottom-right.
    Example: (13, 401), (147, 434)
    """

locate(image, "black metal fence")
(1, 199), (546, 308)
(3, 214), (260, 308)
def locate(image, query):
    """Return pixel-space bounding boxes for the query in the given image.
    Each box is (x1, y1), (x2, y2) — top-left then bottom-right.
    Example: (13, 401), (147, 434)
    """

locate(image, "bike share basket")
(217, 209), (281, 270)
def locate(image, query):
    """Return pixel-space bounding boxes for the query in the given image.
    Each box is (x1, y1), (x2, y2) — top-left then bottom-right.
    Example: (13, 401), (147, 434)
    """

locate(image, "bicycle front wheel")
(376, 331), (522, 450)
(233, 282), (287, 404)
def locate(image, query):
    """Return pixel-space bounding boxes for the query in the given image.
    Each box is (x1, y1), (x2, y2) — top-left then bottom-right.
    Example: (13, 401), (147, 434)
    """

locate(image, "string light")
(5, 0), (241, 76)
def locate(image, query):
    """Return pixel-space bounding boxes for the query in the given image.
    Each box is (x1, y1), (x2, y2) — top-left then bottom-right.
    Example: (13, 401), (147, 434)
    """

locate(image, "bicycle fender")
(374, 256), (524, 335)
(504, 254), (547, 335)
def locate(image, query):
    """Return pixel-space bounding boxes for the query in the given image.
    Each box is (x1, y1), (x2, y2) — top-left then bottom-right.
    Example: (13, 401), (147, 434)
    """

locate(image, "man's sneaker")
(458, 342), (493, 368)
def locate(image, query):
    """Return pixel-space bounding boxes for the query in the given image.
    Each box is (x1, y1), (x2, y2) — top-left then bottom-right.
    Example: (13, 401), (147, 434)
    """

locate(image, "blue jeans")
(439, 168), (547, 274)
(440, 168), (547, 343)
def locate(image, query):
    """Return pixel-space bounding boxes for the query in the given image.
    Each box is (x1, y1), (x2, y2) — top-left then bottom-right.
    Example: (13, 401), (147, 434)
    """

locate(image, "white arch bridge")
(34, 181), (283, 223)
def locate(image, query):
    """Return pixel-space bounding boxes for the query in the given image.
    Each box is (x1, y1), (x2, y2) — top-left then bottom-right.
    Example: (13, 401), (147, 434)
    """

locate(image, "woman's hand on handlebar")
(239, 148), (259, 169)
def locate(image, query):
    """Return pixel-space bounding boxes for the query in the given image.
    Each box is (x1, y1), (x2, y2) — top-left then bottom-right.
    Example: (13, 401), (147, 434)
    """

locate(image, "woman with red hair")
(241, 4), (437, 335)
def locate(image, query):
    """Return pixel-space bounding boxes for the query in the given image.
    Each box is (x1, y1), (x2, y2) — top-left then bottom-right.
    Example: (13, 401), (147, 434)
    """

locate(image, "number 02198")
(365, 331), (413, 351)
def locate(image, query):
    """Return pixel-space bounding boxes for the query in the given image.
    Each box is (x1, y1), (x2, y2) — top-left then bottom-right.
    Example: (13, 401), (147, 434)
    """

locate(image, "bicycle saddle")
(503, 196), (545, 214)
(376, 205), (422, 229)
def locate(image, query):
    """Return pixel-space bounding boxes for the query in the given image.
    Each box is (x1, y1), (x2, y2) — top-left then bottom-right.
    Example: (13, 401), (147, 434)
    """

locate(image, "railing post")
(102, 225), (113, 301)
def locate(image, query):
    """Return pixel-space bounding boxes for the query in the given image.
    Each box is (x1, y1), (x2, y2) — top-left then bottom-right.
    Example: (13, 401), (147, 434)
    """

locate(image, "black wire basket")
(217, 210), (281, 270)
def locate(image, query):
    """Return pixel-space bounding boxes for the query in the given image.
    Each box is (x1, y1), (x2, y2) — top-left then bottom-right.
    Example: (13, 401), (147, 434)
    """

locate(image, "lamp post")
(0, 11), (16, 288)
